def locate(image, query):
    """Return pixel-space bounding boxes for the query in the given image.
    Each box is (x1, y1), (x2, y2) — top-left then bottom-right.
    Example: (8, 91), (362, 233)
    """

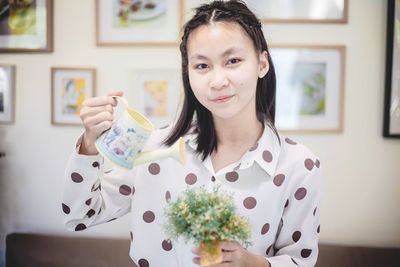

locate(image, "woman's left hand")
(191, 241), (270, 267)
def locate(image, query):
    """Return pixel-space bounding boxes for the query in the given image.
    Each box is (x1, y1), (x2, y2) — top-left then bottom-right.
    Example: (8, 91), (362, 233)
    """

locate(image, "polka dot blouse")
(63, 125), (322, 267)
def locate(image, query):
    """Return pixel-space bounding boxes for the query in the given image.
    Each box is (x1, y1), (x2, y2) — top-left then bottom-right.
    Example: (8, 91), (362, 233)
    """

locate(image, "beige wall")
(1, 0), (399, 265)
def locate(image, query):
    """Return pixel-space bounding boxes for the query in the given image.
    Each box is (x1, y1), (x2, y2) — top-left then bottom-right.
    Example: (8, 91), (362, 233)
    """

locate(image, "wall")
(1, 0), (400, 266)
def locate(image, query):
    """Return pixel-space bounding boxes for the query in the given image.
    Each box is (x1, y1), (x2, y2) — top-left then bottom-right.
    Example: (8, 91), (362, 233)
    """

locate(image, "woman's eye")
(195, 63), (208, 69)
(227, 58), (241, 65)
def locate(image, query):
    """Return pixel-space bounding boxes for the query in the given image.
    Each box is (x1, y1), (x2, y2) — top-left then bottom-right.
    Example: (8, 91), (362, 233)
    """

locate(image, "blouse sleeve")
(267, 158), (322, 267)
(62, 137), (135, 232)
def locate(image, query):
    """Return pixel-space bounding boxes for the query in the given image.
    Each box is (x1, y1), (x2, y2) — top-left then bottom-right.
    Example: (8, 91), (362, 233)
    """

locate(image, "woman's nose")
(209, 69), (228, 90)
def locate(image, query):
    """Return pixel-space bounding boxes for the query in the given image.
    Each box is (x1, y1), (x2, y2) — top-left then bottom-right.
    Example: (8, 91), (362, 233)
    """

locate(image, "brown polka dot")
(225, 171), (239, 182)
(295, 187), (307, 200)
(291, 258), (298, 265)
(143, 211), (155, 223)
(261, 223), (270, 235)
(304, 159), (315, 171)
(165, 191), (171, 202)
(71, 172), (83, 183)
(301, 249), (312, 258)
(284, 199), (289, 208)
(119, 184), (132, 196)
(130, 232), (133, 241)
(285, 138), (297, 145)
(148, 163), (160, 175)
(243, 197), (257, 209)
(86, 209), (95, 218)
(211, 176), (216, 182)
(262, 150), (273, 162)
(249, 143), (258, 151)
(138, 258), (149, 267)
(317, 225), (320, 233)
(185, 173), (197, 185)
(62, 203), (70, 214)
(85, 198), (92, 206)
(273, 174), (285, 186)
(162, 239), (173, 251)
(313, 207), (317, 216)
(315, 159), (320, 168)
(92, 161), (100, 168)
(131, 186), (135, 195)
(75, 223), (86, 231)
(292, 231), (301, 242)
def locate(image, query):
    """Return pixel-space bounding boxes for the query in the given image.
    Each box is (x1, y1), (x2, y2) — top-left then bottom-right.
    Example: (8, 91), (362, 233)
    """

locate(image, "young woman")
(63, 1), (322, 266)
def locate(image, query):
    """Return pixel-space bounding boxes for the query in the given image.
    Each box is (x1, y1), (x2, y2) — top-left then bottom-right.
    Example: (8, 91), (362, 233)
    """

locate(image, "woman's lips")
(210, 95), (234, 103)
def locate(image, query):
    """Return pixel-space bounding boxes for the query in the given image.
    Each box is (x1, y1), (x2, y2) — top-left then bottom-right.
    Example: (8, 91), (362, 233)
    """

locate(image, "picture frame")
(183, 0), (348, 23)
(0, 64), (16, 124)
(383, 0), (400, 138)
(133, 68), (182, 128)
(271, 45), (345, 132)
(96, 0), (183, 46)
(51, 67), (96, 126)
(0, 0), (53, 52)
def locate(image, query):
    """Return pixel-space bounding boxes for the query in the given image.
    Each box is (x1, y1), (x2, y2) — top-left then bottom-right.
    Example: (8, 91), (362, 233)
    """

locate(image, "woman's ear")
(258, 51), (269, 78)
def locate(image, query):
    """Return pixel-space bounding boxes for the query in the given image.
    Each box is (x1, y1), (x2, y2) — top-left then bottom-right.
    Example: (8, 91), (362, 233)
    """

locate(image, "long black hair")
(163, 0), (278, 160)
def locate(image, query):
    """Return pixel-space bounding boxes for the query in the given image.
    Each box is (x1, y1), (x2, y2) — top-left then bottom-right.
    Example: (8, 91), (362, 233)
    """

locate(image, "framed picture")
(383, 0), (400, 137)
(0, 64), (15, 123)
(271, 45), (345, 132)
(96, 0), (183, 46)
(183, 0), (348, 23)
(0, 0), (53, 52)
(51, 67), (96, 125)
(133, 68), (182, 128)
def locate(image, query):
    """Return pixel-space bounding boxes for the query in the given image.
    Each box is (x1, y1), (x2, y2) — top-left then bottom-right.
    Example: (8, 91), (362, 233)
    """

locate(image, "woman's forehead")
(187, 21), (254, 55)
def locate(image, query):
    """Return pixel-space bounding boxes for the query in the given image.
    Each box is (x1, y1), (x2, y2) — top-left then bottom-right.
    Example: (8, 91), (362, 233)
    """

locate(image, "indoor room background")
(0, 0), (400, 266)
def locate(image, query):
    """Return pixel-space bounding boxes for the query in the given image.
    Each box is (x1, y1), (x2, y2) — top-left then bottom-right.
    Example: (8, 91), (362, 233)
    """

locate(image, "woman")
(63, 1), (322, 266)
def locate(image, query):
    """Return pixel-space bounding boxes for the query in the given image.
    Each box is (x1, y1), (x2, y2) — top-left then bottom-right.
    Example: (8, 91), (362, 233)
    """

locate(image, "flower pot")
(200, 240), (223, 266)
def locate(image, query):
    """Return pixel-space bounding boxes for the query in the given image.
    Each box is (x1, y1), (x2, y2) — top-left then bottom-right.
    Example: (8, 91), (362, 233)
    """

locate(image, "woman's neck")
(210, 114), (263, 173)
(213, 114), (264, 147)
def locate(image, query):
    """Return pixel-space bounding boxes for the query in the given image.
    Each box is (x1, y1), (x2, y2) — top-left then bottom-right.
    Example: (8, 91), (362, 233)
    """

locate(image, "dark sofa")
(5, 233), (400, 267)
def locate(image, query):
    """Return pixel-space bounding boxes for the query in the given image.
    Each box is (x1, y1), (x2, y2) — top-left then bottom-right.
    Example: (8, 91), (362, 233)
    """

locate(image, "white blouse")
(63, 125), (322, 267)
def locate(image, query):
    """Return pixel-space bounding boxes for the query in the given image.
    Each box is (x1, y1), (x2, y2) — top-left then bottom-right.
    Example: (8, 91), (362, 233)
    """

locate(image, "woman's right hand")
(78, 91), (124, 155)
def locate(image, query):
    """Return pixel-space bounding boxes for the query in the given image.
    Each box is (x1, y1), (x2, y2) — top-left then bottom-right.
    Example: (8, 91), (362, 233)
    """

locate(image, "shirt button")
(211, 176), (216, 182)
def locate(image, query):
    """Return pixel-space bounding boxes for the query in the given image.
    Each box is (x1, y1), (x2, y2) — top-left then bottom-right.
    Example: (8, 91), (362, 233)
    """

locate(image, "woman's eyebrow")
(190, 47), (245, 61)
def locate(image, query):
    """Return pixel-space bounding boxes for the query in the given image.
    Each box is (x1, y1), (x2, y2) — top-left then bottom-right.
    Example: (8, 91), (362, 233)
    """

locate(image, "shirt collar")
(249, 124), (281, 177)
(184, 123), (281, 177)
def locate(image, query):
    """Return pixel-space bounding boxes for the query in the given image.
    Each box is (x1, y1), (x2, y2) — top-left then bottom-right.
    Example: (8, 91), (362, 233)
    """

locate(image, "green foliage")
(164, 186), (251, 248)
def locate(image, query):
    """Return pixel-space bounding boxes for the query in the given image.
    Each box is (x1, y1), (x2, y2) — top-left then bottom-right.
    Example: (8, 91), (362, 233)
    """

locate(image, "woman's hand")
(192, 241), (270, 267)
(78, 90), (124, 155)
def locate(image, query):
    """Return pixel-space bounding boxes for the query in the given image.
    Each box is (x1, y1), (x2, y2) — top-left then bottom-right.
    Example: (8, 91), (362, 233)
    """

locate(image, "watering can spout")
(133, 137), (187, 166)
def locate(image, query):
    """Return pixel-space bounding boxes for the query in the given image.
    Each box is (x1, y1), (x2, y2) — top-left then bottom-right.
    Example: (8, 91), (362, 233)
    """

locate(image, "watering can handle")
(113, 96), (129, 110)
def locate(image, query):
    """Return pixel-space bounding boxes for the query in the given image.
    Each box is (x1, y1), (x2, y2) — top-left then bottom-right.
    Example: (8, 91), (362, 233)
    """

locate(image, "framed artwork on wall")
(51, 67), (96, 126)
(96, 0), (183, 46)
(133, 68), (182, 128)
(183, 0), (348, 23)
(383, 0), (400, 138)
(0, 0), (53, 52)
(0, 64), (15, 124)
(271, 45), (345, 132)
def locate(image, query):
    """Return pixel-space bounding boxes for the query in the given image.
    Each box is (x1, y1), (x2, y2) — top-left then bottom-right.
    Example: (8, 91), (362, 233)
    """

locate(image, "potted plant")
(164, 186), (251, 266)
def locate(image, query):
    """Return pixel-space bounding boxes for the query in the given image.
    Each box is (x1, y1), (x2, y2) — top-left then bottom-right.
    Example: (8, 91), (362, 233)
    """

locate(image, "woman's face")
(187, 21), (268, 122)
